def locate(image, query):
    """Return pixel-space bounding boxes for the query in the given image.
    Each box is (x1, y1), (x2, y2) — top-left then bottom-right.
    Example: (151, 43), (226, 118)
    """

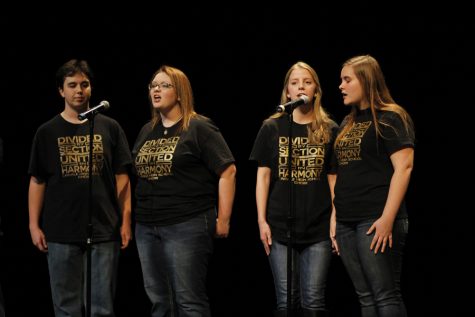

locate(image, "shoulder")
(96, 115), (132, 137)
(139, 121), (154, 133)
(264, 116), (279, 125)
(327, 118), (339, 129)
(379, 109), (401, 121)
(327, 119), (339, 136)
(257, 117), (280, 135)
(134, 121), (154, 141)
(339, 115), (351, 128)
(96, 114), (122, 127)
(261, 117), (280, 129)
(35, 115), (62, 134)
(378, 110), (411, 131)
(378, 109), (415, 140)
(189, 115), (220, 132)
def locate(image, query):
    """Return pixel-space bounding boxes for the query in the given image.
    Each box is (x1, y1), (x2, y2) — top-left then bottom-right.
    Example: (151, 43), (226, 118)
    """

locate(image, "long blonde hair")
(149, 65), (197, 131)
(272, 61), (333, 144)
(335, 55), (414, 146)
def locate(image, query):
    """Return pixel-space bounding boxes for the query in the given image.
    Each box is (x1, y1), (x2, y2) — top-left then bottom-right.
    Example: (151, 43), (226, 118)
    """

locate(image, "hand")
(367, 217), (394, 254)
(120, 223), (132, 249)
(258, 221), (272, 256)
(330, 216), (339, 255)
(330, 234), (339, 255)
(30, 226), (48, 252)
(215, 218), (230, 238)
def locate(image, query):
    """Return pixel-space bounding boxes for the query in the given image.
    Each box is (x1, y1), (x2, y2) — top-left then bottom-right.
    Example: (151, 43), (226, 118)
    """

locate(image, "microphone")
(78, 100), (110, 120)
(276, 95), (309, 113)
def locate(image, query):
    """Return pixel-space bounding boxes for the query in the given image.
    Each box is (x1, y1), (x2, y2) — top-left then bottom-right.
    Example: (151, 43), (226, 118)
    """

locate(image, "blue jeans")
(47, 241), (120, 317)
(268, 240), (332, 311)
(135, 209), (215, 317)
(336, 218), (408, 317)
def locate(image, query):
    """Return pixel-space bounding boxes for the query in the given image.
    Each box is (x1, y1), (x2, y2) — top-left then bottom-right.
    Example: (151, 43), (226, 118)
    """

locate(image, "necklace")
(163, 116), (183, 135)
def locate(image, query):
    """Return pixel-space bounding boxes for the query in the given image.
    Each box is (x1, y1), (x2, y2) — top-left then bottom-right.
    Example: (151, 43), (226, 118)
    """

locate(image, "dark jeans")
(268, 240), (332, 311)
(135, 209), (215, 317)
(47, 241), (120, 317)
(336, 218), (408, 317)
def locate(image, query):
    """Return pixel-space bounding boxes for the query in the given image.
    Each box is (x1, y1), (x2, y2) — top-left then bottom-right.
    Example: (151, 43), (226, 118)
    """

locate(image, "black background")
(0, 2), (473, 316)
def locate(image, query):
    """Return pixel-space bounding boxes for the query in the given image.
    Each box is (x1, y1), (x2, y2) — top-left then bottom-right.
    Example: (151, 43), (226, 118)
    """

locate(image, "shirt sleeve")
(326, 123), (339, 174)
(28, 128), (47, 181)
(197, 118), (235, 175)
(112, 120), (133, 173)
(249, 119), (275, 167)
(380, 111), (415, 155)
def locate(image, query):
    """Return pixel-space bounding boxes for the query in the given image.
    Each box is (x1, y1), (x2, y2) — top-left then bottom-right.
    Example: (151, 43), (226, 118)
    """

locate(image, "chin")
(74, 104), (88, 111)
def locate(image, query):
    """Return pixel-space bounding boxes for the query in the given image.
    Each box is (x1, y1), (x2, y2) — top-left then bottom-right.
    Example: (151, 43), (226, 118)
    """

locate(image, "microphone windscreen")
(101, 100), (110, 109)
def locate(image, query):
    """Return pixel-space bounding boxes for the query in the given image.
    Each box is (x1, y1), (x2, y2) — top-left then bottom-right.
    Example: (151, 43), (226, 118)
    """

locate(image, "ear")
(59, 87), (65, 98)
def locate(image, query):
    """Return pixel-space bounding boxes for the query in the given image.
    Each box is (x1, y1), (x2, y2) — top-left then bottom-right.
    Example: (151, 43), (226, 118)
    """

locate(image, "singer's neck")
(160, 107), (183, 128)
(61, 106), (87, 124)
(292, 105), (314, 124)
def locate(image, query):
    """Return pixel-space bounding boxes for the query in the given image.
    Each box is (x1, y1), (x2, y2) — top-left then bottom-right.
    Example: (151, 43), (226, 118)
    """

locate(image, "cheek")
(287, 85), (298, 94)
(165, 91), (178, 101)
(355, 89), (364, 99)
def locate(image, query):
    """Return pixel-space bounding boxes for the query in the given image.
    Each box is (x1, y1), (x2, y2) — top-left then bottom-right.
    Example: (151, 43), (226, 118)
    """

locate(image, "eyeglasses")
(149, 82), (174, 90)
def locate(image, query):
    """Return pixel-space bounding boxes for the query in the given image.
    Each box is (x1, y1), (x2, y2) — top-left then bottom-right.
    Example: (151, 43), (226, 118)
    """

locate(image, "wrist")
(257, 218), (267, 225)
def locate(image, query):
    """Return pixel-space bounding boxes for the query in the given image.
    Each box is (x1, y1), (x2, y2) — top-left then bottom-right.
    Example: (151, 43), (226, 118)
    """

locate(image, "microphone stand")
(286, 107), (295, 317)
(85, 113), (95, 317)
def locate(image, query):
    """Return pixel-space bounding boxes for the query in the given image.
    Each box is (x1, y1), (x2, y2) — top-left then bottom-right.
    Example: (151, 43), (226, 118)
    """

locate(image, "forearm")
(217, 164), (236, 223)
(115, 173), (131, 225)
(327, 173), (337, 221)
(382, 167), (412, 221)
(382, 148), (414, 222)
(28, 177), (45, 229)
(256, 167), (270, 224)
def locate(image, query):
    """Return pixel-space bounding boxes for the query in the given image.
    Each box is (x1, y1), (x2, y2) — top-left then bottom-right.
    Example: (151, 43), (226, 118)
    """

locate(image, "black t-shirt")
(249, 115), (338, 244)
(132, 116), (235, 225)
(333, 108), (415, 222)
(28, 114), (132, 243)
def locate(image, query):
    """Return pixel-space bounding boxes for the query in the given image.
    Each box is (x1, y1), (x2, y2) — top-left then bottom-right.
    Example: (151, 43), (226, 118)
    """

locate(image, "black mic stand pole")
(286, 106), (295, 317)
(85, 113), (95, 317)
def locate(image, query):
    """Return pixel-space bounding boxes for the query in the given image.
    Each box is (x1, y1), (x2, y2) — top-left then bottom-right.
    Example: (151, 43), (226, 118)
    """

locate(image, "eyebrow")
(289, 78), (313, 82)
